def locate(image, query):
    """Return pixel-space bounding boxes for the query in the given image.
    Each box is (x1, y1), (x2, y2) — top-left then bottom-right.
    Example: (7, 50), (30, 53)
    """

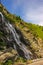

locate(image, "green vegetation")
(26, 23), (43, 39)
(0, 3), (43, 65)
(2, 60), (13, 65)
(15, 57), (26, 62)
(0, 4), (43, 39)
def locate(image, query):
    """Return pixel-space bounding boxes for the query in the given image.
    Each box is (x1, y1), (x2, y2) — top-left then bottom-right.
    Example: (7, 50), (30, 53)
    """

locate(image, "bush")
(3, 60), (12, 65)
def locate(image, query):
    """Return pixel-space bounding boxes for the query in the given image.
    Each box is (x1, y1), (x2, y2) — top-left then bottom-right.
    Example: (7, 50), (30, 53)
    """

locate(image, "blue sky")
(1, 0), (43, 26)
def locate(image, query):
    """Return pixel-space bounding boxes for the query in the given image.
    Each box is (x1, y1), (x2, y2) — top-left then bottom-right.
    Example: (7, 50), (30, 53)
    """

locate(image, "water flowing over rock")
(0, 12), (32, 59)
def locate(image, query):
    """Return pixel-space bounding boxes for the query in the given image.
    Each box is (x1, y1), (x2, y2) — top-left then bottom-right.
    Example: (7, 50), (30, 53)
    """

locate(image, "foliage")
(2, 60), (13, 65)
(0, 4), (43, 63)
(15, 57), (26, 62)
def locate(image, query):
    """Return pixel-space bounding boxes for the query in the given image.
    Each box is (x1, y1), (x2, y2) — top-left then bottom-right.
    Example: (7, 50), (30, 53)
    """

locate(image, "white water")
(0, 12), (32, 59)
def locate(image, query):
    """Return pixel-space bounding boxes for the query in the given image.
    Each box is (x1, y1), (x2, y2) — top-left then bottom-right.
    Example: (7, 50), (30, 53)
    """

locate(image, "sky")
(1, 0), (43, 26)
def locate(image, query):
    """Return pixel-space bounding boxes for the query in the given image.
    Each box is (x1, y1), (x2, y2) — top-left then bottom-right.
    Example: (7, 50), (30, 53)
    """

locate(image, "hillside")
(0, 4), (43, 65)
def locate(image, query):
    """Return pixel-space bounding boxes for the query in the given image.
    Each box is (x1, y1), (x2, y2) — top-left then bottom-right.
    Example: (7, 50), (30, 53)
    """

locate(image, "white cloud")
(21, 1), (43, 26)
(11, 0), (25, 10)
(3, 0), (43, 26)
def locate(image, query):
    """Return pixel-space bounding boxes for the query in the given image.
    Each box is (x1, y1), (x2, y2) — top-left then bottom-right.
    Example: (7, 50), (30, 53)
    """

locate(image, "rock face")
(0, 12), (32, 60)
(0, 4), (43, 65)
(0, 48), (17, 62)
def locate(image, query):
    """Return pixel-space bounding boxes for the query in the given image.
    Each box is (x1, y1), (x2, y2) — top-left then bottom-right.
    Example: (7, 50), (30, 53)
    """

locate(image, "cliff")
(0, 4), (43, 65)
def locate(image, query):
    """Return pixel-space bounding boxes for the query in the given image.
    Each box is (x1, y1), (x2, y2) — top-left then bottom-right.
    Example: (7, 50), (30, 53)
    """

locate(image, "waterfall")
(0, 12), (32, 59)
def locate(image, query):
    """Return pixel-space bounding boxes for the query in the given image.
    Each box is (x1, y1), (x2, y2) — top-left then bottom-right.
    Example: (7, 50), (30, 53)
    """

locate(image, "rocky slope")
(0, 3), (43, 65)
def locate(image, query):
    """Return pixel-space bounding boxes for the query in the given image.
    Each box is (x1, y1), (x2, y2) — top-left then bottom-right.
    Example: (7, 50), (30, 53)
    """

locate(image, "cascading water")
(0, 12), (32, 59)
